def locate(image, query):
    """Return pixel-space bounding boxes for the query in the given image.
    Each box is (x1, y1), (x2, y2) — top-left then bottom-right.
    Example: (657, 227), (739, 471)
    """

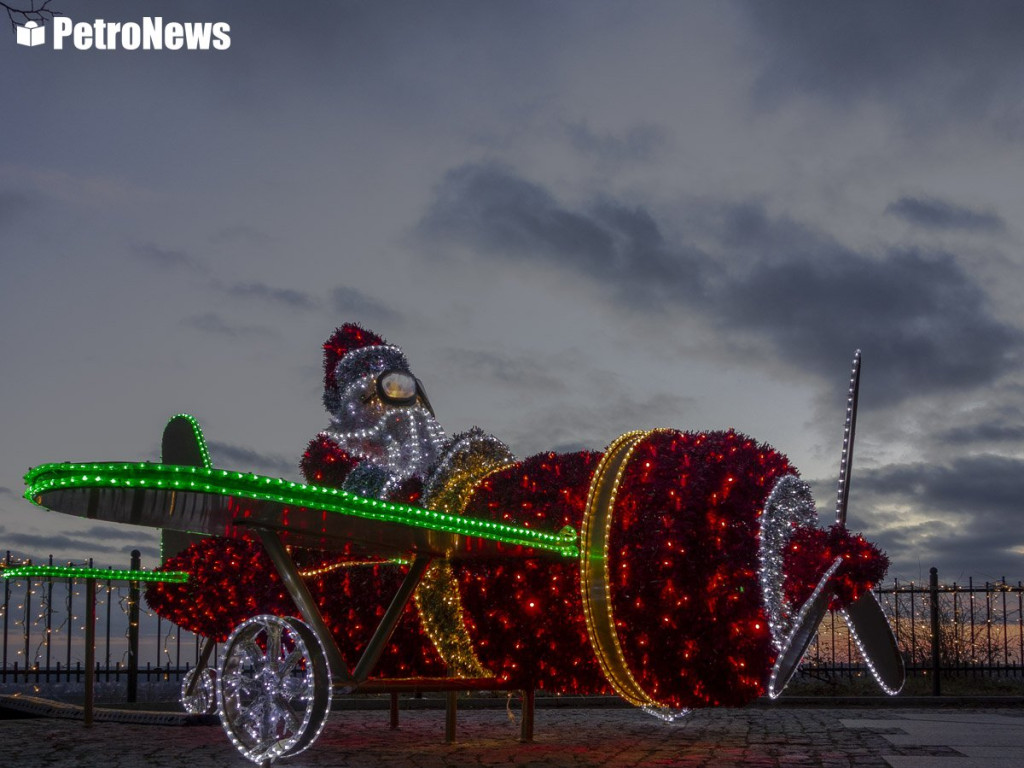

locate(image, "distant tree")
(3, 1), (61, 31)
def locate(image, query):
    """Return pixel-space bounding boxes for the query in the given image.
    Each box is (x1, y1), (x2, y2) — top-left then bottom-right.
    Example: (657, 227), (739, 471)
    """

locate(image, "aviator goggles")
(369, 370), (435, 416)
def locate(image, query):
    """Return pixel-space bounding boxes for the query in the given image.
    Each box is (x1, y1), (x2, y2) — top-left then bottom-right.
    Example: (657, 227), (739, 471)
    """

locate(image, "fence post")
(23, 566), (32, 682)
(84, 577), (96, 727)
(3, 551), (11, 682)
(45, 555), (53, 679)
(127, 550), (141, 703)
(930, 566), (941, 696)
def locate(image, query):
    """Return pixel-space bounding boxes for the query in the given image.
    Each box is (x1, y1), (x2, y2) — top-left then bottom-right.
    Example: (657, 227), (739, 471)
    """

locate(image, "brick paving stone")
(1, 706), (1020, 767)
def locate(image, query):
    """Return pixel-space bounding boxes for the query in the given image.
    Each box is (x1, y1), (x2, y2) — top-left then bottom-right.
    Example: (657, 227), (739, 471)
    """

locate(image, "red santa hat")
(323, 323), (387, 395)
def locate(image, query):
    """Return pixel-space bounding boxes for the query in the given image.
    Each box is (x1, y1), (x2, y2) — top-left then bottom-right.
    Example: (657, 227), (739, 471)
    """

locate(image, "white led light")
(180, 666), (217, 715)
(216, 615), (332, 764)
(839, 603), (905, 696)
(758, 474), (818, 651)
(641, 705), (690, 723)
(323, 371), (447, 498)
(767, 556), (842, 699)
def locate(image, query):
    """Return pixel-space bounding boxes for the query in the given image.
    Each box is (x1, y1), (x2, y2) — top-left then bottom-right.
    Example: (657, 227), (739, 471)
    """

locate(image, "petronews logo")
(24, 17), (231, 51)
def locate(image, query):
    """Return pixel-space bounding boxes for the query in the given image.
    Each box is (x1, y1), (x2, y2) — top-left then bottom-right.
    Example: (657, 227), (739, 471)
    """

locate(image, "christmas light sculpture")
(21, 325), (904, 763)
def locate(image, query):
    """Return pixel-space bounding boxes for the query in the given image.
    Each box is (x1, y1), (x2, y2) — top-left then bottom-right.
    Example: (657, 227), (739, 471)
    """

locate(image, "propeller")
(767, 351), (904, 698)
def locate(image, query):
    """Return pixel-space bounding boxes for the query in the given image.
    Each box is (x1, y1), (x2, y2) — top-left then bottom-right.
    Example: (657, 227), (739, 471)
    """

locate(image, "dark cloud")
(220, 1), (568, 109)
(78, 525), (153, 543)
(0, 521), (158, 562)
(886, 196), (1005, 233)
(502, 385), (697, 457)
(938, 422), (1024, 446)
(835, 455), (1024, 581)
(182, 312), (274, 338)
(419, 162), (711, 307)
(687, 200), (1022, 400)
(717, 247), (1022, 404)
(206, 440), (298, 479)
(119, 543), (160, 559)
(419, 163), (1023, 405)
(1, 532), (122, 555)
(565, 121), (669, 166)
(740, 0), (1024, 135)
(856, 455), (1023, 520)
(442, 349), (567, 392)
(930, 399), (1024, 448)
(868, 517), (1022, 584)
(218, 281), (319, 311)
(132, 243), (208, 273)
(687, 200), (827, 263)
(0, 528), (158, 565)
(330, 286), (402, 327)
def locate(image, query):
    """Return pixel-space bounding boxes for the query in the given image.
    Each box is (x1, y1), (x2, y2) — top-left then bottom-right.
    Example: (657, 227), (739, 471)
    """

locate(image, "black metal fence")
(3, 553), (1023, 696)
(798, 567), (1024, 693)
(1, 551), (212, 695)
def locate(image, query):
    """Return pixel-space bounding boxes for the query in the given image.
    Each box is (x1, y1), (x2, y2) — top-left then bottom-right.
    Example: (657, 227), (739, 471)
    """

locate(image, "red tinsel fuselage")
(146, 429), (888, 708)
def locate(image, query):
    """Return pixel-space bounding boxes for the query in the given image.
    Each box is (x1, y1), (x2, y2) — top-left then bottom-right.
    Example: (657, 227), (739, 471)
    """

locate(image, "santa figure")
(300, 324), (527, 557)
(300, 323), (449, 499)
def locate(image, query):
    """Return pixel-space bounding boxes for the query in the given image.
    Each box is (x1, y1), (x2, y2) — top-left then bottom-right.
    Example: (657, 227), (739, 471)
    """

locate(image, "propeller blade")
(840, 590), (905, 695)
(767, 556), (842, 699)
(835, 350), (861, 527)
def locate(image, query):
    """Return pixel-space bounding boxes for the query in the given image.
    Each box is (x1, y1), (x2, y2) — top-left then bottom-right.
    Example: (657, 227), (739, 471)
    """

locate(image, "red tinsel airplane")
(24, 325), (903, 764)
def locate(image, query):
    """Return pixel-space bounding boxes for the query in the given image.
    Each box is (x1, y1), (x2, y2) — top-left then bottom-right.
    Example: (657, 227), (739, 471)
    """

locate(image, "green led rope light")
(24, 461), (579, 558)
(0, 564), (189, 583)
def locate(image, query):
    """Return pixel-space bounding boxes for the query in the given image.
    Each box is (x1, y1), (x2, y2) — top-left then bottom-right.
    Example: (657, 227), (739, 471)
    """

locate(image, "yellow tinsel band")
(298, 558), (407, 578)
(413, 560), (487, 678)
(581, 429), (673, 711)
(416, 431), (516, 678)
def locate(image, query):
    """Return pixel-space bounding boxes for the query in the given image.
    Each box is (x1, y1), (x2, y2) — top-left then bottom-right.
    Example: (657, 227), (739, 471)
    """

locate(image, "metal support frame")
(253, 527), (352, 684)
(352, 554), (432, 684)
(183, 635), (217, 697)
(444, 690), (458, 743)
(248, 527), (531, 746)
(253, 527), (433, 689)
(389, 692), (400, 729)
(930, 566), (942, 696)
(126, 550), (141, 703)
(84, 578), (96, 727)
(382, 682), (535, 741)
(520, 688), (535, 742)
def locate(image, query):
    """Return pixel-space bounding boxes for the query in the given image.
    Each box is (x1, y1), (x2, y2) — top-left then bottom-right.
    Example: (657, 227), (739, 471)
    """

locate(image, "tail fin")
(160, 414), (212, 561)
(162, 413), (212, 469)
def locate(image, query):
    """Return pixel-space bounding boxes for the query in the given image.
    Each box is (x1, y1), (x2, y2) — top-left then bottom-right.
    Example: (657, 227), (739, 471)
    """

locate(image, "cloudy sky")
(1, 0), (1021, 585)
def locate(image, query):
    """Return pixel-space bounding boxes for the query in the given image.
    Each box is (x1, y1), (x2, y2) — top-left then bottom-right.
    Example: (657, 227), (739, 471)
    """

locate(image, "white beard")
(326, 404), (447, 484)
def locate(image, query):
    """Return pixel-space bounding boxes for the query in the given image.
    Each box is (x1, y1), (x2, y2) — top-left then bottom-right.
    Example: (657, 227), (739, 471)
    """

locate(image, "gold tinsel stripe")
(581, 430), (671, 710)
(298, 558), (406, 578)
(414, 457), (516, 678)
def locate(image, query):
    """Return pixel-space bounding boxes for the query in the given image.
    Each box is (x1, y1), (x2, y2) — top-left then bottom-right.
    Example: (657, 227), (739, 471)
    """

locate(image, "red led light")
(148, 428), (888, 708)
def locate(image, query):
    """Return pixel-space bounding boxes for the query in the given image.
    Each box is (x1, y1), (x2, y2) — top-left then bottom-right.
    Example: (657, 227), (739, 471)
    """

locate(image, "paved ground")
(3, 703), (1024, 767)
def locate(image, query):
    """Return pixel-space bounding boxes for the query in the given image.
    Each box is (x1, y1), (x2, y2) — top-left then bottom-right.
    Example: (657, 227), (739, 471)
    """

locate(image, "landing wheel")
(181, 666), (218, 715)
(217, 615), (332, 764)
